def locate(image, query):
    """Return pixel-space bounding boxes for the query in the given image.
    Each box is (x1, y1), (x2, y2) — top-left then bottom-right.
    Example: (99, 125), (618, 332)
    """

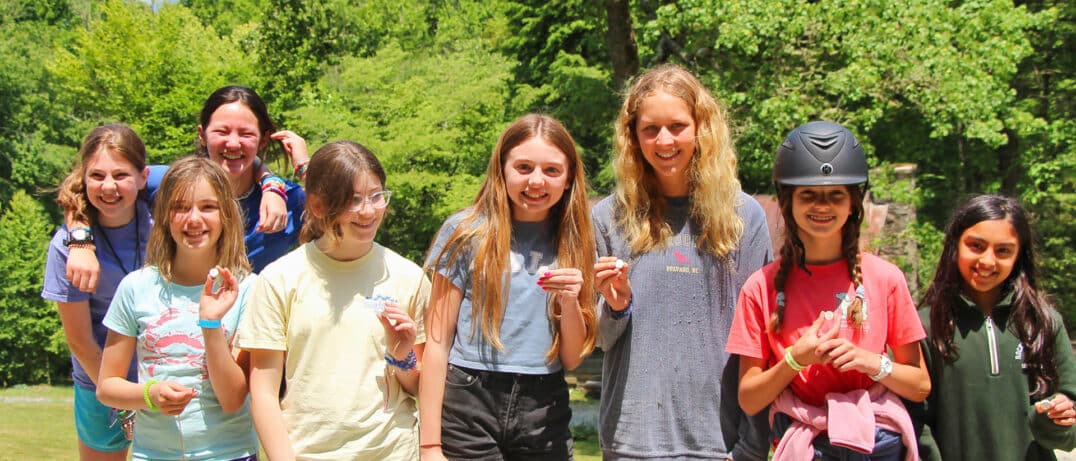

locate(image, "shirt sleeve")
(726, 271), (772, 362)
(1030, 318), (1076, 450)
(41, 227), (92, 303)
(885, 267), (927, 348)
(237, 270), (289, 351)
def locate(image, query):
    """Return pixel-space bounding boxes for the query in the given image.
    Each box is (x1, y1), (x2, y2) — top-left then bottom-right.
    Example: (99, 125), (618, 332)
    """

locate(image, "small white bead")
(614, 259), (625, 269)
(208, 268), (220, 279)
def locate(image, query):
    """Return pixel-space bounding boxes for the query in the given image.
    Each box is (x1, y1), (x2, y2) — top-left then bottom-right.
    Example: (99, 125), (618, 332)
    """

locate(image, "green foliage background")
(0, 0), (1071, 385)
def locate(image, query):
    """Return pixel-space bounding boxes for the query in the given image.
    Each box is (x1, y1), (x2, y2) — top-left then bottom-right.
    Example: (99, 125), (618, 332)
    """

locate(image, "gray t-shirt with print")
(592, 192), (773, 461)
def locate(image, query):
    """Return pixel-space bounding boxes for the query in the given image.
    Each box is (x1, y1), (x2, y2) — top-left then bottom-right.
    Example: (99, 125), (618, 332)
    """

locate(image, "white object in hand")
(208, 268), (220, 279)
(364, 299), (386, 314)
(1037, 398), (1054, 412)
(823, 311), (834, 320)
(614, 259), (625, 270)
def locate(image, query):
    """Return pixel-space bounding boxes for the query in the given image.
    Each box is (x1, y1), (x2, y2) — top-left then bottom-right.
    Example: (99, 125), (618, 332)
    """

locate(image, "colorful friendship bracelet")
(385, 350), (418, 371)
(293, 160), (309, 180)
(143, 380), (159, 411)
(259, 174), (287, 201)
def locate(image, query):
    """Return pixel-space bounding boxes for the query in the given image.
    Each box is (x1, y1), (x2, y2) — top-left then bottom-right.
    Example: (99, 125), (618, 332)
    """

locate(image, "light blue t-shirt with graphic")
(103, 266), (258, 461)
(426, 210), (560, 374)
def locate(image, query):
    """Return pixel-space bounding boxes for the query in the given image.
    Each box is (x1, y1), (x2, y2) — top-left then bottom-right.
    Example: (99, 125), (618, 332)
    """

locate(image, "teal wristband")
(198, 318), (222, 329)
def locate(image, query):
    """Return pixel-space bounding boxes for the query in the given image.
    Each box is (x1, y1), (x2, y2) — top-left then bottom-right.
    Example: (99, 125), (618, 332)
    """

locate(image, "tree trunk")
(604, 0), (640, 90)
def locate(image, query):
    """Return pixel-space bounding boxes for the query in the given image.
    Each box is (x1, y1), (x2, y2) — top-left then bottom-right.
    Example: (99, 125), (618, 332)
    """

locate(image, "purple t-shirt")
(40, 201), (149, 389)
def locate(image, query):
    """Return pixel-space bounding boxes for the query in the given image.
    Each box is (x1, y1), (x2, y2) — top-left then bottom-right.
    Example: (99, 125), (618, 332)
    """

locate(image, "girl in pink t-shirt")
(727, 121), (930, 460)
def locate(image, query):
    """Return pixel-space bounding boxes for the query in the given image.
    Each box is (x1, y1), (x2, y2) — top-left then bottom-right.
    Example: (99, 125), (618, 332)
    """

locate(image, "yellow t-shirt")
(239, 242), (430, 460)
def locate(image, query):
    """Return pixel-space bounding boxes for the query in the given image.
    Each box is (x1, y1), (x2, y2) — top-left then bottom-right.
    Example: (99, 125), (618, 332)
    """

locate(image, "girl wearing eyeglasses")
(240, 141), (430, 460)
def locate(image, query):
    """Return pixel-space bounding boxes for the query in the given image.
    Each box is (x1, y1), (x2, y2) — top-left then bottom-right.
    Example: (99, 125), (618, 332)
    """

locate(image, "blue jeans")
(772, 412), (904, 461)
(441, 364), (573, 461)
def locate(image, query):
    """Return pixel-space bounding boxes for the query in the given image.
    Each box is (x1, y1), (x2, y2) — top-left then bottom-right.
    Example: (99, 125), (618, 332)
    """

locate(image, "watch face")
(71, 228), (90, 241)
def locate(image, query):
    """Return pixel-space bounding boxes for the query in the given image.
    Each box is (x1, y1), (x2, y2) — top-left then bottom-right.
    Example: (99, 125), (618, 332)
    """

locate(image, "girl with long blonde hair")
(592, 64), (773, 460)
(420, 114), (596, 460)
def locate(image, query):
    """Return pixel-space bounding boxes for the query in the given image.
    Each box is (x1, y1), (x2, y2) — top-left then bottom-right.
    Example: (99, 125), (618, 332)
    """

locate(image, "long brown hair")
(768, 185), (866, 332)
(427, 114), (597, 361)
(145, 156), (250, 281)
(921, 194), (1057, 399)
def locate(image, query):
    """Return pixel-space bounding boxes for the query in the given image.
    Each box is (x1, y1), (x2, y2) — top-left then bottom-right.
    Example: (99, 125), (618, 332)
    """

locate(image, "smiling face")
(957, 218), (1019, 308)
(84, 148), (148, 227)
(336, 171), (388, 251)
(198, 101), (266, 192)
(169, 177), (223, 258)
(791, 185), (852, 245)
(503, 138), (571, 222)
(635, 90), (696, 196)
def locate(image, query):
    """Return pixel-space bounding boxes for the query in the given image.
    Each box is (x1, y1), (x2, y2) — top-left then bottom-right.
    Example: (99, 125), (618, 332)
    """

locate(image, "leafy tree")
(180, 0), (268, 36)
(288, 40), (517, 260)
(499, 0), (620, 192)
(255, 0), (432, 116)
(0, 190), (67, 386)
(49, 0), (257, 162)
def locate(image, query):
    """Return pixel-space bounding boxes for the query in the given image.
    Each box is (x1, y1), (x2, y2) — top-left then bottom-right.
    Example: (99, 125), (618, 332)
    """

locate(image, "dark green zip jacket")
(909, 293), (1076, 461)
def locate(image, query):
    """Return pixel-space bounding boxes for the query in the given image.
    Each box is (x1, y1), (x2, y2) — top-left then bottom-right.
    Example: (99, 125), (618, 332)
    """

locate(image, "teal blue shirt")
(103, 267), (258, 461)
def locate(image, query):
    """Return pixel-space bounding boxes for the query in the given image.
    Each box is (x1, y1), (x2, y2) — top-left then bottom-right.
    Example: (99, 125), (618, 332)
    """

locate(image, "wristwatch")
(870, 354), (893, 381)
(63, 226), (94, 247)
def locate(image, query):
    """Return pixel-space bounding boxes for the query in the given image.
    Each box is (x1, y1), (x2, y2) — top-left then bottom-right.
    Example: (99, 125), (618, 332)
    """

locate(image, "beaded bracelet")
(260, 175), (287, 201)
(385, 350), (418, 371)
(784, 349), (806, 372)
(143, 380), (159, 411)
(293, 160), (309, 180)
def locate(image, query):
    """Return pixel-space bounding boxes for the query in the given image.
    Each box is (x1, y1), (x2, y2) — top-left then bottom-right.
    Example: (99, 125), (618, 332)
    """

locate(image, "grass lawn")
(0, 384), (604, 460)
(0, 384), (77, 460)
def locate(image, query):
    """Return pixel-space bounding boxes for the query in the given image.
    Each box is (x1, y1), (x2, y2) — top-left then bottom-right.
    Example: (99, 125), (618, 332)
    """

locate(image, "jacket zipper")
(985, 317), (1000, 375)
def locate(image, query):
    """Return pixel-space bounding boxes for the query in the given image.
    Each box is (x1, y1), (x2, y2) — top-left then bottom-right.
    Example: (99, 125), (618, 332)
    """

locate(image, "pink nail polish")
(544, 272), (551, 277)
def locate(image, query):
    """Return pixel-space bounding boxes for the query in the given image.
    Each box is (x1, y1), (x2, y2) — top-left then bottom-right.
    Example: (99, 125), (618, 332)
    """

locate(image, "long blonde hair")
(612, 64), (744, 258)
(146, 156), (251, 281)
(427, 114), (597, 361)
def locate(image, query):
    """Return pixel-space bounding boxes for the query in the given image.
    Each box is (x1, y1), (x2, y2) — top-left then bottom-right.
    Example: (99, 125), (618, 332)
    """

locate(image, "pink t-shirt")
(727, 253), (925, 407)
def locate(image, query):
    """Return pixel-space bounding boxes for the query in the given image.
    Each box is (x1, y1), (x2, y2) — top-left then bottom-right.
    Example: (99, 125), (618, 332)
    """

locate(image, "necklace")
(96, 208), (142, 276)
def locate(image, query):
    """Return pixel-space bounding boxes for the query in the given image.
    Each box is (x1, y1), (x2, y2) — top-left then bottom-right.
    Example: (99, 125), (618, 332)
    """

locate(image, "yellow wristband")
(143, 380), (159, 411)
(784, 349), (806, 372)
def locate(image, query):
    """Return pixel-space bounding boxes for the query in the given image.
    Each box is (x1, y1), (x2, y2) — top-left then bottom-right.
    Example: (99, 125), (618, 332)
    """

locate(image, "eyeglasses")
(348, 190), (392, 211)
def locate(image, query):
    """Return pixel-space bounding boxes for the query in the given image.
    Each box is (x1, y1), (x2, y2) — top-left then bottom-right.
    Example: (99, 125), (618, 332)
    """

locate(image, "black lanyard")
(95, 209), (142, 276)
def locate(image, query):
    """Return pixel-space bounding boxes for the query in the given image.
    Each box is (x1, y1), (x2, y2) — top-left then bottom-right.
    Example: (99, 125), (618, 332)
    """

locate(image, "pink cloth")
(769, 384), (919, 461)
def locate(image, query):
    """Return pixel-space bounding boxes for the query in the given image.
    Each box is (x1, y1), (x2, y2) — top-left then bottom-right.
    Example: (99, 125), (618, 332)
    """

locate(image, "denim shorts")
(772, 412), (904, 461)
(441, 364), (574, 461)
(73, 384), (130, 452)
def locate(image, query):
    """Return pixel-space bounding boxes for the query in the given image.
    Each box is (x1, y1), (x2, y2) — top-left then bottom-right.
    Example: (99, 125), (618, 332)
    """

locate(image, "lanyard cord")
(95, 208), (142, 275)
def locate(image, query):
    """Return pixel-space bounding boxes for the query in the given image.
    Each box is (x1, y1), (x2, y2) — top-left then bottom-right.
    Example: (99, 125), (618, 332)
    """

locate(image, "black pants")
(441, 364), (574, 461)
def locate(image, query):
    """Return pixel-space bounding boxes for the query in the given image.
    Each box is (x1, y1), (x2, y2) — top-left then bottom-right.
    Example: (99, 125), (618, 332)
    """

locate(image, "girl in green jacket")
(915, 194), (1076, 460)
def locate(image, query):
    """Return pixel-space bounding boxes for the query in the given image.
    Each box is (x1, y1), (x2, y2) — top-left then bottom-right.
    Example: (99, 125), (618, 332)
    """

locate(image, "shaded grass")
(0, 385), (77, 460)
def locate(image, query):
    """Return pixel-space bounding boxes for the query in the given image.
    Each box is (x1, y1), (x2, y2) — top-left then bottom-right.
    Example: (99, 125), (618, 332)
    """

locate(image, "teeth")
(221, 152), (242, 160)
(656, 151), (677, 159)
